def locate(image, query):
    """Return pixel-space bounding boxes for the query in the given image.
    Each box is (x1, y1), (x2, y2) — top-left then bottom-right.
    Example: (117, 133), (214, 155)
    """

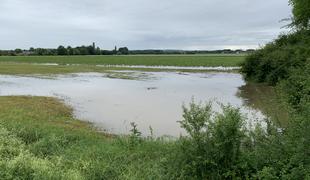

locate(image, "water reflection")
(237, 83), (289, 126)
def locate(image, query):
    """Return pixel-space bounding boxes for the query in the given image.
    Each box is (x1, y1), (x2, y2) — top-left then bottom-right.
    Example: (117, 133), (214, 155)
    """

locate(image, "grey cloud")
(0, 0), (291, 50)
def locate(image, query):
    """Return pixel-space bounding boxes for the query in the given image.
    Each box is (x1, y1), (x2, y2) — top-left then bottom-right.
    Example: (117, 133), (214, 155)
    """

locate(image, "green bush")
(241, 30), (310, 85)
(240, 11), (310, 179)
(166, 101), (246, 179)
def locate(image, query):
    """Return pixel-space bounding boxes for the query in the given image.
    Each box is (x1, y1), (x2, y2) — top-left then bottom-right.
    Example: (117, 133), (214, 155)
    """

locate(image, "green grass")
(0, 62), (239, 75)
(0, 55), (244, 75)
(0, 55), (245, 67)
(0, 96), (173, 179)
(0, 96), (251, 179)
(0, 96), (303, 179)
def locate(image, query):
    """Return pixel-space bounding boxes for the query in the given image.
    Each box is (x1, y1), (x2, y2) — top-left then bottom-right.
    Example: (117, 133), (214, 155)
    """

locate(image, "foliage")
(57, 46), (68, 56)
(0, 45), (253, 56)
(170, 101), (246, 179)
(241, 29), (310, 85)
(118, 47), (129, 55)
(240, 1), (310, 179)
(128, 122), (142, 148)
(289, 0), (310, 29)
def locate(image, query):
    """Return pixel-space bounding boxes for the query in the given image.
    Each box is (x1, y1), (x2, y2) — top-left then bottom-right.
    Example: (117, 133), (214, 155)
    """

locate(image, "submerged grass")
(0, 55), (245, 67)
(0, 62), (239, 75)
(237, 82), (290, 126)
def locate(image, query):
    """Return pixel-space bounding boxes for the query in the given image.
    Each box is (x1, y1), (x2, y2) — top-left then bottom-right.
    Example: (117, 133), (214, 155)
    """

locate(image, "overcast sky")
(0, 0), (291, 50)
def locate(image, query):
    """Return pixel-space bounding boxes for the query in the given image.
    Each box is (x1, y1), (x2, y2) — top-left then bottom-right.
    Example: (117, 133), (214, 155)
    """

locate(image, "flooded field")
(0, 71), (265, 136)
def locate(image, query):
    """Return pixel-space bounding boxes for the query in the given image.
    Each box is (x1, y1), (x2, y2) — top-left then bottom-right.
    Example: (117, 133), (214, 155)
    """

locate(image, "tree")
(289, 0), (310, 29)
(72, 48), (81, 55)
(57, 46), (67, 55)
(95, 47), (101, 55)
(78, 46), (89, 55)
(87, 45), (95, 55)
(113, 46), (117, 55)
(14, 49), (22, 54)
(67, 46), (74, 55)
(35, 48), (47, 55)
(118, 47), (129, 55)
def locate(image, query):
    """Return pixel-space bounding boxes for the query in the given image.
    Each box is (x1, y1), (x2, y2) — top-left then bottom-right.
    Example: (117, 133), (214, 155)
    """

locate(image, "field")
(0, 52), (302, 179)
(0, 55), (245, 67)
(0, 55), (244, 75)
(0, 55), (245, 179)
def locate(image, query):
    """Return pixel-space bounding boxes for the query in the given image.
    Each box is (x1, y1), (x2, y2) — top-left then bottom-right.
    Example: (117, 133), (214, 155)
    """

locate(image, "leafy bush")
(166, 101), (246, 179)
(240, 6), (310, 178)
(241, 30), (310, 85)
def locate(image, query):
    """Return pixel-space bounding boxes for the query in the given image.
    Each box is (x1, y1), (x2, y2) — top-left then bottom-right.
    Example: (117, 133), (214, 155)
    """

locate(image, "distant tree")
(14, 49), (22, 54)
(95, 47), (101, 55)
(72, 48), (81, 55)
(67, 46), (74, 55)
(50, 49), (57, 55)
(57, 46), (68, 55)
(35, 48), (46, 55)
(87, 45), (95, 55)
(101, 50), (113, 55)
(78, 46), (89, 55)
(114, 46), (117, 55)
(118, 47), (129, 55)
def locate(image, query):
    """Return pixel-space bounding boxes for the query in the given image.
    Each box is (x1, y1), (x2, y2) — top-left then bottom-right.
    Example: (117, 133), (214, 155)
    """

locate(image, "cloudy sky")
(0, 0), (291, 50)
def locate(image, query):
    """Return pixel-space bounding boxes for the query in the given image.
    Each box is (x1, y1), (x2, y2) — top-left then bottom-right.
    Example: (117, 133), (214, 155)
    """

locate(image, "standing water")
(0, 71), (264, 136)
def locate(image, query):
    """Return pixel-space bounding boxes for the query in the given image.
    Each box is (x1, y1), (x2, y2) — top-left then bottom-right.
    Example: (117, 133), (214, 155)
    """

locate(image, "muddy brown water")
(0, 71), (267, 136)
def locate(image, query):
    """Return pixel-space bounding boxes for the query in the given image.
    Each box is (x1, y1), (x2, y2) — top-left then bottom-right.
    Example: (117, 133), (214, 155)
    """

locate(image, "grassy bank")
(0, 96), (307, 179)
(0, 96), (172, 179)
(0, 55), (245, 67)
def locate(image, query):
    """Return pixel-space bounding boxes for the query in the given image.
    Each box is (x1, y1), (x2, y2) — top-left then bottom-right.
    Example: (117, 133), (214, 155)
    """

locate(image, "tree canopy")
(290, 0), (310, 29)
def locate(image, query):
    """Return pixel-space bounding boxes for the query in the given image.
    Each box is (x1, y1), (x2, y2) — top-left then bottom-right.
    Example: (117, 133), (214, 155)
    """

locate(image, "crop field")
(0, 55), (245, 67)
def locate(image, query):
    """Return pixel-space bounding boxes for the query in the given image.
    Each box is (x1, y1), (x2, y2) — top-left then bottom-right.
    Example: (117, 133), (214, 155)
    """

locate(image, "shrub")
(241, 30), (310, 85)
(168, 101), (246, 179)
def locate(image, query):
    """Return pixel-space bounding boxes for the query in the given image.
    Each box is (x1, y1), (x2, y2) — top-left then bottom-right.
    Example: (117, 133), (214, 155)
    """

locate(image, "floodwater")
(96, 65), (241, 71)
(0, 71), (265, 136)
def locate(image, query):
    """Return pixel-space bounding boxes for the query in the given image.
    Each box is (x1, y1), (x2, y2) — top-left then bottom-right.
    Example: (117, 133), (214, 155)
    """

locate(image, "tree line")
(0, 45), (129, 56)
(0, 45), (254, 56)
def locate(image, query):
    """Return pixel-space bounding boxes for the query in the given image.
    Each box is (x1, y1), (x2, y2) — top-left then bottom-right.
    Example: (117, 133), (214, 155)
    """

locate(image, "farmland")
(0, 55), (245, 67)
(0, 0), (309, 178)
